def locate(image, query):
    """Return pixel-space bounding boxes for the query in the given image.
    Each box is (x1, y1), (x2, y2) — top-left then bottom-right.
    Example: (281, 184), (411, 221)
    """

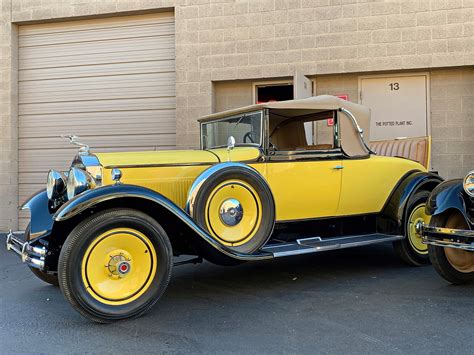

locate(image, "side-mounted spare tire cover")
(187, 163), (275, 254)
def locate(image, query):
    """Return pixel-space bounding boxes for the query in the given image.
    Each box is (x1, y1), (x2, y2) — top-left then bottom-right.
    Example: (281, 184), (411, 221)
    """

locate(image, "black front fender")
(426, 179), (473, 228)
(20, 189), (56, 241)
(378, 171), (443, 235)
(54, 184), (272, 261)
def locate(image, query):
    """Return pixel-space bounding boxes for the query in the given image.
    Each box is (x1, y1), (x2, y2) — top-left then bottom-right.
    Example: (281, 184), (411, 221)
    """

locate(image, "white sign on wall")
(359, 74), (429, 141)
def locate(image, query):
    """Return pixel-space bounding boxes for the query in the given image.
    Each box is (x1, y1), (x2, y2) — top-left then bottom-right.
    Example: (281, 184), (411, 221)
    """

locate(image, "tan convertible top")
(199, 95), (371, 157)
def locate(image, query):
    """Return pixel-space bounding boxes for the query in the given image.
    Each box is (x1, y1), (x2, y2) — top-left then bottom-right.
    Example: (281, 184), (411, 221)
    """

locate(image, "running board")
(261, 234), (403, 258)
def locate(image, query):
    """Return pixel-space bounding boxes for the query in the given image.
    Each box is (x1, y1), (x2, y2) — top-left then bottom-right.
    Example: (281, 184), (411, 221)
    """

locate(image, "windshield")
(201, 111), (263, 149)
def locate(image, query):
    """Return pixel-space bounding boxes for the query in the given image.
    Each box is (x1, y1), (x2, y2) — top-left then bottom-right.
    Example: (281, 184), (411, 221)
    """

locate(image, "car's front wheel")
(393, 190), (431, 266)
(58, 209), (172, 323)
(429, 213), (474, 285)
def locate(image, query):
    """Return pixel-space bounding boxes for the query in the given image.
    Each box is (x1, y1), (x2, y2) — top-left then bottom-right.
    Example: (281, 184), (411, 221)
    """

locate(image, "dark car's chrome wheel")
(429, 213), (474, 284)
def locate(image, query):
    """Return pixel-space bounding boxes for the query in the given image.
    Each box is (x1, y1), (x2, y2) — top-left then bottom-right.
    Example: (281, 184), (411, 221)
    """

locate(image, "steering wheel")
(243, 131), (256, 143)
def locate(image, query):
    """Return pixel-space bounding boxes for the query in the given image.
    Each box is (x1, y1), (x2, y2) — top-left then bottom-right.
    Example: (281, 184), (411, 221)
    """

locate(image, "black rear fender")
(377, 171), (443, 235)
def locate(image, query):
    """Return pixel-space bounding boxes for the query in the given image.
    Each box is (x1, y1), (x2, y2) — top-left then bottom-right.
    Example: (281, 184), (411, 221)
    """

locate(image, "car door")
(337, 154), (424, 216)
(264, 117), (342, 222)
(265, 158), (343, 221)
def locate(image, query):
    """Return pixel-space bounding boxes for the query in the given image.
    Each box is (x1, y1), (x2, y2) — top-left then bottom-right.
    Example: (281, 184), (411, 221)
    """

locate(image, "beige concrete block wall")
(430, 68), (474, 179)
(175, 0), (474, 149)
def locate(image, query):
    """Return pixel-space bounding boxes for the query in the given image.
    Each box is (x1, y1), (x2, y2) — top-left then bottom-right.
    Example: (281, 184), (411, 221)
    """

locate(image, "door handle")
(333, 165), (344, 170)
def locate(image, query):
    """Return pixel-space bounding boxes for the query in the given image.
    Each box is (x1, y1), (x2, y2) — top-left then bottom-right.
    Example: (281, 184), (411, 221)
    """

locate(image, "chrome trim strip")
(422, 225), (474, 251)
(423, 239), (474, 251)
(104, 162), (214, 169)
(422, 225), (474, 239)
(264, 234), (404, 258)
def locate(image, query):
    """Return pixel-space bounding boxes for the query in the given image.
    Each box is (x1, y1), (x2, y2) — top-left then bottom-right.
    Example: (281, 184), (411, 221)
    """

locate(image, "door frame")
(357, 72), (431, 137)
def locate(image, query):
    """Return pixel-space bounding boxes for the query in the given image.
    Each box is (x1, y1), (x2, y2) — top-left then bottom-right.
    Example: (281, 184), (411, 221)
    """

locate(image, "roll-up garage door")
(18, 13), (175, 228)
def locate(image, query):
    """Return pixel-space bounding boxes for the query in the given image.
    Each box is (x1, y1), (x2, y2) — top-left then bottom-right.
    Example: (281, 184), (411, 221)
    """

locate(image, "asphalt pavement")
(1, 237), (473, 354)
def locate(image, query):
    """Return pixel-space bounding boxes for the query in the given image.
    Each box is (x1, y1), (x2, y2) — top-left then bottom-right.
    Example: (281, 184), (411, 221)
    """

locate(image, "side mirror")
(226, 136), (235, 162)
(227, 136), (235, 152)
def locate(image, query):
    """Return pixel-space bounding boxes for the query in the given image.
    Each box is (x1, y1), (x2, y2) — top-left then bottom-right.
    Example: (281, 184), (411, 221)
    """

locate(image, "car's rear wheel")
(58, 209), (172, 323)
(393, 190), (431, 266)
(26, 224), (59, 286)
(429, 213), (474, 285)
(193, 166), (275, 256)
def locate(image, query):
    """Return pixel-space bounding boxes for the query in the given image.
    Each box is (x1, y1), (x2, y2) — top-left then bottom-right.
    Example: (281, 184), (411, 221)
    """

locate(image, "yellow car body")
(96, 148), (425, 221)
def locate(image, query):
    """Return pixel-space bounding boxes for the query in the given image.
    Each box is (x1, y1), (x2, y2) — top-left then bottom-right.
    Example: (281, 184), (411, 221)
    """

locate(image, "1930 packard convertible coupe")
(6, 95), (443, 322)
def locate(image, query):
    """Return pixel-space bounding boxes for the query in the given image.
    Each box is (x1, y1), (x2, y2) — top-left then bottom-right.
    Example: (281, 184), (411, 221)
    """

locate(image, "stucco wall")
(1, 0), (474, 230)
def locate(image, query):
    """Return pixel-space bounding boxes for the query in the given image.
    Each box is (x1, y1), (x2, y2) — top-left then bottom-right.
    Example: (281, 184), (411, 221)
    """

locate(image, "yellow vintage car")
(6, 95), (442, 322)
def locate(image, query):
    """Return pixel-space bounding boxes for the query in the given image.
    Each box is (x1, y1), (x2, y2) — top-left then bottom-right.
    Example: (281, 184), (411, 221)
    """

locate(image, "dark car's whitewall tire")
(429, 213), (474, 285)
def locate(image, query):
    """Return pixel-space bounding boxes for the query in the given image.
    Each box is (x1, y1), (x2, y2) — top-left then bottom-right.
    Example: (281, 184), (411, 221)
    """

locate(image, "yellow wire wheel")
(407, 203), (430, 255)
(205, 180), (262, 246)
(81, 228), (157, 305)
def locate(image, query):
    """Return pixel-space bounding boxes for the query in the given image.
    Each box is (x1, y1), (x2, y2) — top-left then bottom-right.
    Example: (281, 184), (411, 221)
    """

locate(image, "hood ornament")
(61, 134), (90, 155)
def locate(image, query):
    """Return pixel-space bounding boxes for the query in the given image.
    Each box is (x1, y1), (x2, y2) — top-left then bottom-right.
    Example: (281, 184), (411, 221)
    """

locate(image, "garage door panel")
(20, 97), (176, 115)
(18, 13), (176, 229)
(20, 46), (175, 70)
(20, 60), (174, 81)
(20, 13), (174, 36)
(20, 72), (175, 93)
(19, 35), (174, 60)
(19, 22), (174, 47)
(19, 110), (176, 137)
(20, 84), (175, 104)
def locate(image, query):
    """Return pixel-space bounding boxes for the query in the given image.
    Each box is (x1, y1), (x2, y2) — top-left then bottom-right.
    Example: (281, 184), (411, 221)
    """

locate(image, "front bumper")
(422, 225), (474, 251)
(5, 230), (46, 269)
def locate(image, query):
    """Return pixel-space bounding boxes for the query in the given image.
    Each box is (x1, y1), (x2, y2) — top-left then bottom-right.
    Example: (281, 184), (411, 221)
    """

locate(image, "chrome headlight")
(46, 169), (67, 200)
(66, 167), (96, 200)
(463, 171), (474, 197)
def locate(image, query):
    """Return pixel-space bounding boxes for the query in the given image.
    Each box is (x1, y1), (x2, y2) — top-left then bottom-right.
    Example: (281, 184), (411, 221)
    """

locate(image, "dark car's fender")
(377, 170), (443, 235)
(425, 179), (473, 228)
(20, 189), (55, 241)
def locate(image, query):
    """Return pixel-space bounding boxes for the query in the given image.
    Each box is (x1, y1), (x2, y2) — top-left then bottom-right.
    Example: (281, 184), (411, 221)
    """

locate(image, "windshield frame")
(200, 110), (264, 150)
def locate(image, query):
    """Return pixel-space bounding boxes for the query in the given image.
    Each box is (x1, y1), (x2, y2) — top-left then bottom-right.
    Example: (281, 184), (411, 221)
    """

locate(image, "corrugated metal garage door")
(18, 13), (176, 228)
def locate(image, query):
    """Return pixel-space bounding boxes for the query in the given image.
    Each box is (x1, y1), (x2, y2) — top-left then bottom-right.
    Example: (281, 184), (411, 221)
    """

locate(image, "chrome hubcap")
(106, 251), (132, 278)
(415, 220), (424, 234)
(219, 198), (243, 226)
